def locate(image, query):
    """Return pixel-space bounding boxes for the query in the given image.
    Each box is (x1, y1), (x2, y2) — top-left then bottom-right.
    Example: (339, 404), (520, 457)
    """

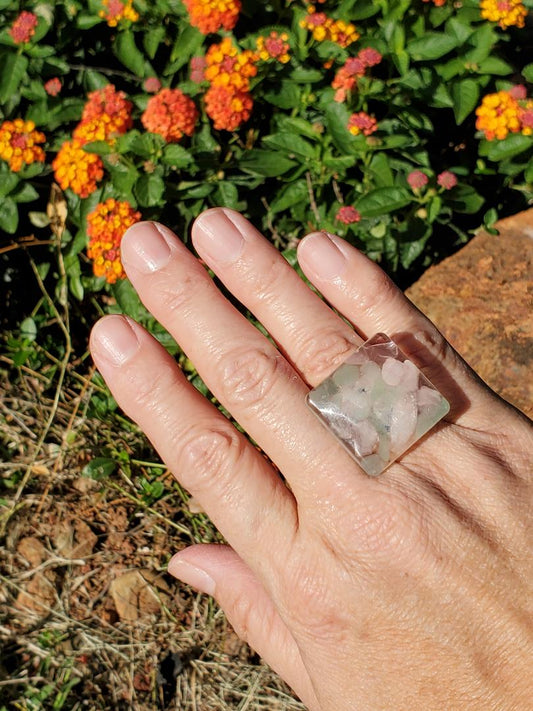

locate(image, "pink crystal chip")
(306, 333), (450, 476)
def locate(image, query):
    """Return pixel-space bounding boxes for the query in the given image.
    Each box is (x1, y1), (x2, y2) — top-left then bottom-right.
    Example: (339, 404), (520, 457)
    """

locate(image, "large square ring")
(306, 333), (450, 477)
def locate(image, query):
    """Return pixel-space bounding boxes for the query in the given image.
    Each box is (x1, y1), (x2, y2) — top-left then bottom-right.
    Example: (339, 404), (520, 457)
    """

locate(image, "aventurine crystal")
(306, 333), (450, 476)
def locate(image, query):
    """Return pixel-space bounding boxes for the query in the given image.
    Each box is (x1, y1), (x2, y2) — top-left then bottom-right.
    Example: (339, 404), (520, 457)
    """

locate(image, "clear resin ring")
(306, 333), (450, 477)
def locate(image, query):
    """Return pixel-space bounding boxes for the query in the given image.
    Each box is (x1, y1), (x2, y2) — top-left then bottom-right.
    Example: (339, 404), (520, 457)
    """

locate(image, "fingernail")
(121, 222), (173, 273)
(193, 208), (245, 264)
(168, 558), (216, 596)
(91, 315), (140, 366)
(298, 232), (347, 281)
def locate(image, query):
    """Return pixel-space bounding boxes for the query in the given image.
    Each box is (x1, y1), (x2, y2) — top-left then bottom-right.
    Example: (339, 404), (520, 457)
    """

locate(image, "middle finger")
(120, 222), (369, 504)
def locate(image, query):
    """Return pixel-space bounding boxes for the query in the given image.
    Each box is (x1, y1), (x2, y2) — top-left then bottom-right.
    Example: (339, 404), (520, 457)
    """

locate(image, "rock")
(54, 519), (98, 559)
(109, 569), (171, 622)
(406, 209), (533, 418)
(17, 537), (47, 567)
(15, 571), (57, 614)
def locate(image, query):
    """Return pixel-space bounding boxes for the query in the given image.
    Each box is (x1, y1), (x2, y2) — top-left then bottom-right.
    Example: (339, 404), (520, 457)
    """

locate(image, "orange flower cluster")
(0, 119), (46, 173)
(141, 88), (199, 142)
(9, 11), (38, 44)
(480, 0), (527, 29)
(422, 0), (446, 6)
(256, 31), (291, 64)
(336, 206), (361, 224)
(300, 6), (359, 48)
(182, 0), (241, 35)
(204, 38), (257, 131)
(332, 48), (382, 103)
(348, 111), (378, 137)
(75, 84), (133, 145)
(52, 141), (104, 198)
(99, 0), (139, 27)
(475, 90), (523, 141)
(87, 198), (141, 284)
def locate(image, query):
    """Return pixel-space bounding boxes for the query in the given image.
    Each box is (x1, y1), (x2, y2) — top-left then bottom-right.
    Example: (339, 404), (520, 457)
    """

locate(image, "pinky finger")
(169, 544), (318, 710)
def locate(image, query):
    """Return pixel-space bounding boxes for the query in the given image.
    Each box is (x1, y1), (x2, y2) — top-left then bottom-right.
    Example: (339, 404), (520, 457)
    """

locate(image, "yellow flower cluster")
(480, 0), (527, 29)
(475, 90), (522, 141)
(86, 198), (141, 283)
(205, 37), (258, 91)
(256, 31), (291, 64)
(99, 0), (139, 27)
(0, 119), (46, 173)
(52, 140), (104, 198)
(300, 5), (359, 48)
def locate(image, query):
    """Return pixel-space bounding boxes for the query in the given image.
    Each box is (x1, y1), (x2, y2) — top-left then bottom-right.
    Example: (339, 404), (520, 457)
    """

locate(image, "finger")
(297, 231), (502, 426)
(119, 222), (372, 501)
(191, 208), (362, 386)
(89, 315), (297, 561)
(168, 544), (318, 709)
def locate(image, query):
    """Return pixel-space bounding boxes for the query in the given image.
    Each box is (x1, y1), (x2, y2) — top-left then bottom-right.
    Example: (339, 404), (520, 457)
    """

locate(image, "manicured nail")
(193, 208), (245, 264)
(121, 222), (173, 273)
(91, 315), (140, 366)
(298, 232), (347, 281)
(168, 558), (216, 596)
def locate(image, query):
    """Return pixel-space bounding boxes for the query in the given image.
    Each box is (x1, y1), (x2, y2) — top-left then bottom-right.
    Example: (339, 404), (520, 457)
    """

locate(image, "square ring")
(306, 333), (450, 477)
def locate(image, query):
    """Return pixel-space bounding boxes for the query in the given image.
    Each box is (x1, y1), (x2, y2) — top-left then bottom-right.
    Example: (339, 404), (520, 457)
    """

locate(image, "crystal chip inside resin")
(306, 333), (450, 477)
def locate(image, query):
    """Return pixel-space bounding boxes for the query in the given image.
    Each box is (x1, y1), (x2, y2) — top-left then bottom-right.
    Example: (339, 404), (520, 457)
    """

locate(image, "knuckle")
(155, 268), (211, 317)
(294, 326), (358, 382)
(352, 268), (399, 317)
(220, 346), (291, 410)
(240, 254), (288, 306)
(227, 590), (261, 645)
(130, 362), (182, 414)
(178, 422), (247, 493)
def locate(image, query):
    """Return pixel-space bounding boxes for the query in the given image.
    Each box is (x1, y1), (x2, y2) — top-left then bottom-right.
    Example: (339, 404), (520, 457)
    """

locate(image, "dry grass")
(0, 348), (305, 710)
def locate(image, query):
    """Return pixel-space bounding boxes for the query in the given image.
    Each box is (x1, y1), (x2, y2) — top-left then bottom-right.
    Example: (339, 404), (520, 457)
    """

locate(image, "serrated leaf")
(408, 33), (458, 61)
(213, 181), (239, 209)
(0, 52), (28, 103)
(0, 172), (19, 198)
(324, 101), (358, 155)
(270, 180), (308, 213)
(20, 317), (37, 342)
(452, 79), (479, 125)
(0, 198), (18, 233)
(356, 187), (412, 217)
(162, 144), (193, 168)
(239, 150), (297, 177)
(134, 174), (165, 207)
(114, 30), (146, 77)
(112, 279), (144, 320)
(522, 64), (533, 83)
(262, 133), (316, 158)
(165, 25), (203, 74)
(484, 134), (532, 162)
(448, 185), (485, 214)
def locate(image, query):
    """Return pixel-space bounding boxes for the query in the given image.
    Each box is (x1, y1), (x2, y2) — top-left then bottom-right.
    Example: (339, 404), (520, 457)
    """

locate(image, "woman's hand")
(90, 209), (533, 710)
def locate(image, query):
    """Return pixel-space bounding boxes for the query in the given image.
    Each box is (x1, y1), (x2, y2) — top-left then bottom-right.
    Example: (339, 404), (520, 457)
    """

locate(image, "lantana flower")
(141, 88), (199, 142)
(0, 119), (46, 173)
(87, 198), (141, 283)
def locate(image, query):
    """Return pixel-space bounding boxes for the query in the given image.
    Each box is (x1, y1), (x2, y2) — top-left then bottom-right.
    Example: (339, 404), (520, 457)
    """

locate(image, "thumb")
(168, 543), (317, 709)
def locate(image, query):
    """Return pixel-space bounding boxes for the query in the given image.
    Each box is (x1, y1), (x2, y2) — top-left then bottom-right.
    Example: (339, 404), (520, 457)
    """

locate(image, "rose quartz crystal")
(306, 333), (450, 476)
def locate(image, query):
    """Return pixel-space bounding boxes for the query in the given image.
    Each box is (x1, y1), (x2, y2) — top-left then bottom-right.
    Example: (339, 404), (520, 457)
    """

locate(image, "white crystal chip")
(306, 333), (450, 476)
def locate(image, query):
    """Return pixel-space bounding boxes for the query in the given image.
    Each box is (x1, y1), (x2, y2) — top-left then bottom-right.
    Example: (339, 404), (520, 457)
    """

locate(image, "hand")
(90, 209), (533, 710)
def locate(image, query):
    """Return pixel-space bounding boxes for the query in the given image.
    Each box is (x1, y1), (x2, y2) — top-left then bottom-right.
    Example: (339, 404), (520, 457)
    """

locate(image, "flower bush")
(0, 0), (532, 338)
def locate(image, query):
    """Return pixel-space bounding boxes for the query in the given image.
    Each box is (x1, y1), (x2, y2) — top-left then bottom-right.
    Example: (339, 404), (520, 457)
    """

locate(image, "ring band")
(306, 333), (450, 476)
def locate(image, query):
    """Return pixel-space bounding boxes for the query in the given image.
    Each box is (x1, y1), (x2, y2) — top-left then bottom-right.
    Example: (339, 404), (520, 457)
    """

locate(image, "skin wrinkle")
(91, 214), (533, 711)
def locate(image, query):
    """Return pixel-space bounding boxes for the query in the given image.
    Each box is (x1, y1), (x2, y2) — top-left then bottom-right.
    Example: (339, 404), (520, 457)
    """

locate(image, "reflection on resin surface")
(307, 333), (450, 476)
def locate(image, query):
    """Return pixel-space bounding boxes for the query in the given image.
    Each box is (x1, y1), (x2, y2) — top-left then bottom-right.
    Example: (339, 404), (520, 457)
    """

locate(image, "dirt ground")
(0, 354), (305, 710)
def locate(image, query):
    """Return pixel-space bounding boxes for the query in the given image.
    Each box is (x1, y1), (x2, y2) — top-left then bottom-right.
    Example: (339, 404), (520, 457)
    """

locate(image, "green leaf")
(477, 57), (512, 76)
(162, 144), (194, 168)
(523, 64), (533, 83)
(112, 279), (144, 320)
(114, 31), (146, 77)
(134, 174), (165, 207)
(484, 134), (532, 162)
(83, 141), (114, 155)
(0, 198), (18, 233)
(76, 13), (102, 29)
(408, 33), (458, 61)
(452, 79), (479, 125)
(324, 102), (357, 155)
(82, 457), (117, 481)
(262, 133), (316, 159)
(448, 185), (485, 214)
(368, 153), (394, 187)
(0, 52), (28, 103)
(239, 150), (297, 177)
(0, 173), (19, 198)
(11, 183), (39, 203)
(288, 67), (323, 83)
(356, 187), (412, 218)
(263, 82), (301, 109)
(165, 25), (203, 74)
(143, 27), (166, 59)
(213, 181), (239, 209)
(20, 317), (37, 342)
(270, 180), (308, 213)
